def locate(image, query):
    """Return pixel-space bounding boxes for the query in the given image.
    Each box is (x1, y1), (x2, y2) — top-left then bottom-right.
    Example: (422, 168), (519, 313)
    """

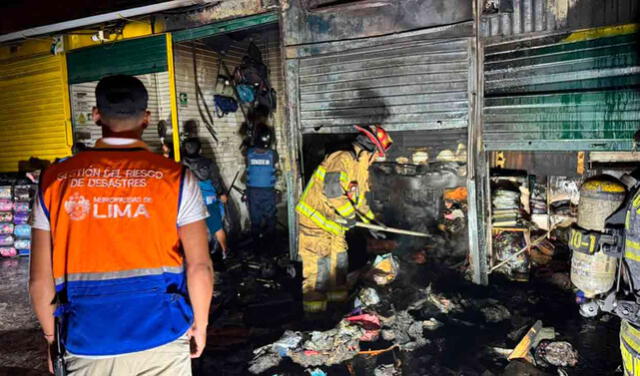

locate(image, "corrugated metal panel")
(67, 35), (167, 84)
(482, 0), (639, 38)
(483, 32), (640, 151)
(69, 72), (169, 151)
(0, 54), (71, 171)
(296, 34), (471, 134)
(172, 12), (278, 42)
(173, 28), (286, 228)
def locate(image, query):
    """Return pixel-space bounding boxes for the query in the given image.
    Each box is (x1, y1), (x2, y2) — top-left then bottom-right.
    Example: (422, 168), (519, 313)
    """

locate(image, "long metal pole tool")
(355, 222), (432, 238)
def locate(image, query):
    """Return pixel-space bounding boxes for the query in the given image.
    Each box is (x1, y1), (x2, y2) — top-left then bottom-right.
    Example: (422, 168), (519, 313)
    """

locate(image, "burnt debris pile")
(191, 235), (617, 376)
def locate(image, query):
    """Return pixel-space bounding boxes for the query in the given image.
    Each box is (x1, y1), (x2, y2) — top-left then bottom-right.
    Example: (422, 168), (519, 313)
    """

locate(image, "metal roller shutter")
(484, 32), (640, 151)
(293, 31), (472, 135)
(0, 53), (72, 172)
(67, 35), (168, 84)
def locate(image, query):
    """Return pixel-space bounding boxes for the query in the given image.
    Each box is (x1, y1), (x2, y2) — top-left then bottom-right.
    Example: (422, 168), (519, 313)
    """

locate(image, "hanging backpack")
(214, 95), (238, 117)
(232, 42), (277, 112)
(236, 84), (256, 104)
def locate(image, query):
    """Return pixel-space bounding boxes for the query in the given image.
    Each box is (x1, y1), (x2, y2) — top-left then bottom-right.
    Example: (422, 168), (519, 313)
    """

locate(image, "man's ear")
(92, 107), (102, 126)
(141, 110), (151, 130)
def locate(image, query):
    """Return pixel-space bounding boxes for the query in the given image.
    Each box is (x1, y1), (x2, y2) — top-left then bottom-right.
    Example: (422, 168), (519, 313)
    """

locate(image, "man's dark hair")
(96, 75), (148, 119)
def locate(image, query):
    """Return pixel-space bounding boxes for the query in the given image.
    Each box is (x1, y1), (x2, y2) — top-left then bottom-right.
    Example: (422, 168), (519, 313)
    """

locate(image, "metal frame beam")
(468, 0), (489, 285)
(172, 12), (278, 42)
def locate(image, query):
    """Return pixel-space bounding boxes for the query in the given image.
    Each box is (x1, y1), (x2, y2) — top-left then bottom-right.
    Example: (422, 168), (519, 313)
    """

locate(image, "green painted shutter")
(67, 35), (168, 84)
(172, 12), (278, 42)
(484, 32), (640, 151)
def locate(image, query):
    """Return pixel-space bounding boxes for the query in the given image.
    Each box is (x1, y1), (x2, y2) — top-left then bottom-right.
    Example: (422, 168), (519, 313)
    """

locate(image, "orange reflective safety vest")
(39, 140), (193, 356)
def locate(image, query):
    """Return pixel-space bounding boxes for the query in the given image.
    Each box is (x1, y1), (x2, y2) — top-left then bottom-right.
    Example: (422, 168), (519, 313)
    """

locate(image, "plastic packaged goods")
(0, 200), (13, 212)
(13, 201), (30, 213)
(14, 239), (30, 250)
(0, 247), (16, 257)
(13, 212), (29, 225)
(0, 223), (14, 235)
(14, 224), (31, 239)
(0, 212), (13, 222)
(0, 234), (14, 246)
(0, 186), (11, 199)
(13, 185), (31, 201)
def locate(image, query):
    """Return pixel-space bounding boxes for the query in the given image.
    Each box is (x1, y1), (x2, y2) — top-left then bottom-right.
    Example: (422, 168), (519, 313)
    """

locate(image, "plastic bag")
(369, 254), (399, 286)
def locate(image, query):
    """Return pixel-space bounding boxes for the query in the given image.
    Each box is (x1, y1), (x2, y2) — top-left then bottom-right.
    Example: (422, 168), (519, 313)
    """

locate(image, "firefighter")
(606, 174), (640, 374)
(570, 171), (640, 374)
(245, 123), (279, 251)
(296, 125), (392, 312)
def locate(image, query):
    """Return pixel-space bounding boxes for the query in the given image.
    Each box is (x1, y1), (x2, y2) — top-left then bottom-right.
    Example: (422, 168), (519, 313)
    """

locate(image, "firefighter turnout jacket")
(296, 148), (375, 235)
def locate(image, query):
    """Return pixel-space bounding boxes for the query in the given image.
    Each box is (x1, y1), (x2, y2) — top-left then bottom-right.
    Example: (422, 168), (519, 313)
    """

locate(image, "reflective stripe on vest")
(336, 202), (356, 218)
(627, 239), (640, 262)
(362, 209), (375, 224)
(247, 148), (276, 188)
(621, 320), (640, 375)
(296, 201), (347, 235)
(40, 148), (192, 356)
(627, 192), (640, 264)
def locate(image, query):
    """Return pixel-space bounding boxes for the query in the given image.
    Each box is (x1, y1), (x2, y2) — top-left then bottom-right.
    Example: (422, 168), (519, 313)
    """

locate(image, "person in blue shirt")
(182, 138), (229, 256)
(245, 123), (279, 250)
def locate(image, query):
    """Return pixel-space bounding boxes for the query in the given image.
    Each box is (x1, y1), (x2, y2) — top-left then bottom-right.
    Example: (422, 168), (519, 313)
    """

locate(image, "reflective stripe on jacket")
(40, 142), (192, 356)
(296, 149), (375, 235)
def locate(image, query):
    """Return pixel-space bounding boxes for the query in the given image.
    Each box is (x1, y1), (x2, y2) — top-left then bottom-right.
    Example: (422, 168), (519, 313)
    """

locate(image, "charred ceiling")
(481, 0), (640, 38)
(282, 0), (473, 46)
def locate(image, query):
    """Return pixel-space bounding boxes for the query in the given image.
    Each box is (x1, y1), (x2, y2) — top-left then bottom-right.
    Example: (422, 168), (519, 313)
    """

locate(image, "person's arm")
(29, 228), (56, 372)
(176, 169), (213, 358)
(207, 159), (224, 194)
(179, 220), (212, 358)
(324, 156), (359, 224)
(273, 149), (281, 176)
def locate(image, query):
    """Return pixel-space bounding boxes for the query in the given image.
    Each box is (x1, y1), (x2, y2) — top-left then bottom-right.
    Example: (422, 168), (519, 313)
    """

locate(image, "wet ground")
(0, 250), (623, 376)
(0, 258), (48, 376)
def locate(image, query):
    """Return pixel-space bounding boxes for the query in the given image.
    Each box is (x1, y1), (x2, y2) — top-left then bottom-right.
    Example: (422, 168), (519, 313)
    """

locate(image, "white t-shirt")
(31, 138), (208, 231)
